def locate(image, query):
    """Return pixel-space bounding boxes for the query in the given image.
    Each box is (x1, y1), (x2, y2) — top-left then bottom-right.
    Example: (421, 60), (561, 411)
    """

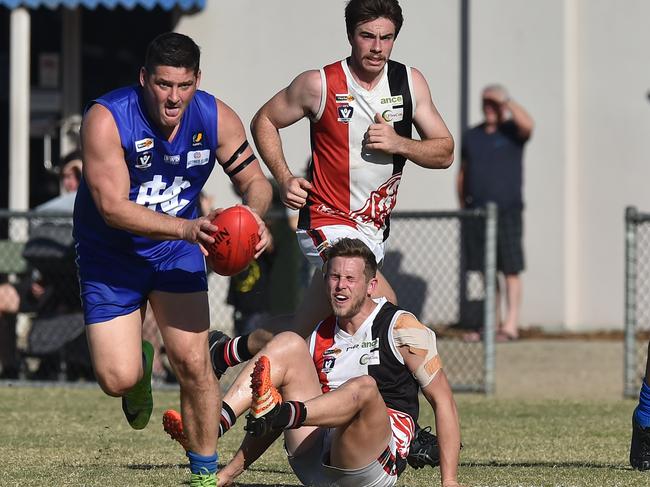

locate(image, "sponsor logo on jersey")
(335, 94), (355, 103)
(135, 152), (152, 169)
(187, 149), (211, 168)
(136, 175), (191, 216)
(380, 95), (403, 105)
(337, 105), (354, 123)
(164, 154), (181, 165)
(361, 338), (379, 349)
(381, 108), (404, 123)
(192, 132), (204, 146)
(359, 348), (380, 366)
(323, 347), (342, 357)
(135, 138), (154, 152)
(322, 357), (336, 373)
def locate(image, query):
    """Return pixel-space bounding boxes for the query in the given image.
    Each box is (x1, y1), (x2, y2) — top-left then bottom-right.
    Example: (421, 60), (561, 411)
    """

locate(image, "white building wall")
(577, 0), (650, 329)
(469, 0), (568, 328)
(176, 0), (650, 331)
(178, 0), (459, 209)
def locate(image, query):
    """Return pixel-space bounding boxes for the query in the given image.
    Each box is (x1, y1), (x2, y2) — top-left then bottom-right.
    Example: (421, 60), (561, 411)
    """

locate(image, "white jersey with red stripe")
(298, 58), (416, 246)
(308, 297), (420, 457)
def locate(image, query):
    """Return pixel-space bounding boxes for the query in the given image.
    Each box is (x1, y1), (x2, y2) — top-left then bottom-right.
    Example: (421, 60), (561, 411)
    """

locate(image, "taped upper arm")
(393, 312), (442, 388)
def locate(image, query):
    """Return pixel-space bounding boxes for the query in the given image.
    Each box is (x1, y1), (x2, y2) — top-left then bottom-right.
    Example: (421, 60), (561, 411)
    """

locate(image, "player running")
(73, 32), (271, 486)
(251, 0), (454, 337)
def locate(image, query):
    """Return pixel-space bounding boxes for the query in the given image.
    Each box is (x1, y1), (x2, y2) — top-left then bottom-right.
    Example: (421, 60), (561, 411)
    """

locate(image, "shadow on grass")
(127, 463), (187, 470)
(461, 460), (629, 470)
(126, 463), (300, 485)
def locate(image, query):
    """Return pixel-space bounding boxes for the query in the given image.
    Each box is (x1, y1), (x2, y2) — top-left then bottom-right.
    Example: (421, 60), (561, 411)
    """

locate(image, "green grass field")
(0, 385), (647, 486)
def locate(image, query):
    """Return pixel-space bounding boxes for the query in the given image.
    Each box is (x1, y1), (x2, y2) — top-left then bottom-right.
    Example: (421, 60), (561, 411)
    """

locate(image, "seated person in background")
(0, 150), (83, 379)
(164, 238), (463, 487)
(36, 150), (83, 212)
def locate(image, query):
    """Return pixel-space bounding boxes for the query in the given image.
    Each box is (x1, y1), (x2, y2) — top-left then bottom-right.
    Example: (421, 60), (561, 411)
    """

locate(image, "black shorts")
(462, 209), (525, 275)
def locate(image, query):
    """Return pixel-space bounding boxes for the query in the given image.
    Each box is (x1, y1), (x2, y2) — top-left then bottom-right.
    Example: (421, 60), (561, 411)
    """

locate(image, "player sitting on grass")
(164, 238), (463, 486)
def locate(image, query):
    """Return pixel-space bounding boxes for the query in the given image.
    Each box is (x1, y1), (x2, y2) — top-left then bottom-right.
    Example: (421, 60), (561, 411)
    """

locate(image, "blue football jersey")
(73, 85), (218, 258)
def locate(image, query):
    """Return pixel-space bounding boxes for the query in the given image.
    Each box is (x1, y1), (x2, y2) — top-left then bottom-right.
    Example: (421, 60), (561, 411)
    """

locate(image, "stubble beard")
(332, 294), (366, 320)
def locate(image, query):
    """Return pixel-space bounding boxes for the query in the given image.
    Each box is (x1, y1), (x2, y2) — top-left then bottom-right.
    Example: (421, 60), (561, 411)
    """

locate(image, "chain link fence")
(0, 210), (89, 381)
(387, 205), (497, 393)
(624, 206), (650, 397)
(0, 206), (498, 393)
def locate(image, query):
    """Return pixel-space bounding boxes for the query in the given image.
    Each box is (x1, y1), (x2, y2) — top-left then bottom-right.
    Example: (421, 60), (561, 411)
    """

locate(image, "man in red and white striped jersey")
(205, 238), (463, 487)
(251, 0), (454, 337)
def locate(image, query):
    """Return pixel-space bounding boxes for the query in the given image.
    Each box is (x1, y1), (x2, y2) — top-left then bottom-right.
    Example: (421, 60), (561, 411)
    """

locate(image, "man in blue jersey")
(73, 32), (272, 486)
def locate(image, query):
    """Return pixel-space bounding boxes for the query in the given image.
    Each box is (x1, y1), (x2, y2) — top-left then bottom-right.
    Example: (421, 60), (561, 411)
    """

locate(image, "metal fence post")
(483, 203), (498, 394)
(625, 206), (638, 397)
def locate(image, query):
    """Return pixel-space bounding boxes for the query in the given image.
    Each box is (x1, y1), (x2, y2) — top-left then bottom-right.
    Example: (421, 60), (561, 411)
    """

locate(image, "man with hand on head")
(73, 32), (271, 486)
(457, 84), (534, 342)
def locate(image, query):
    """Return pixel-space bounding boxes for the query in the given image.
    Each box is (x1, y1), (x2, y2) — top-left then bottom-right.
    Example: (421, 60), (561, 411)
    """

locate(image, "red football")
(206, 206), (260, 276)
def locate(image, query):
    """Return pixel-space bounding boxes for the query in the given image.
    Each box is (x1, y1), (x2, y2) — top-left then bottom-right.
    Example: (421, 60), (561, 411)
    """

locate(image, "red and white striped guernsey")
(308, 298), (421, 424)
(298, 58), (416, 246)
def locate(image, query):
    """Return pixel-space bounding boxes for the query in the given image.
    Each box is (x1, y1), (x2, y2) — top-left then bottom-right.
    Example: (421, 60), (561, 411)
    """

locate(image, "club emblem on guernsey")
(135, 152), (152, 169)
(322, 357), (336, 373)
(337, 105), (354, 123)
(192, 132), (203, 146)
(136, 175), (190, 216)
(350, 173), (402, 229)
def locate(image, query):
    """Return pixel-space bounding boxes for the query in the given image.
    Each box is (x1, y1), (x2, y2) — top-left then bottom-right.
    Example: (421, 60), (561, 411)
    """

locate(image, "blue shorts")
(76, 240), (208, 325)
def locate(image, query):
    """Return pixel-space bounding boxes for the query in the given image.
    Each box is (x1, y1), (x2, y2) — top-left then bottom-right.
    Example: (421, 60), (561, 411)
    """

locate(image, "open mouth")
(165, 106), (180, 117)
(333, 293), (349, 303)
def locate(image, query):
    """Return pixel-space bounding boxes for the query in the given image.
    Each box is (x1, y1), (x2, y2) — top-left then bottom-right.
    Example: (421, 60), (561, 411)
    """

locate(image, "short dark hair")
(325, 238), (378, 281)
(144, 32), (201, 76)
(61, 149), (82, 166)
(345, 0), (404, 38)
